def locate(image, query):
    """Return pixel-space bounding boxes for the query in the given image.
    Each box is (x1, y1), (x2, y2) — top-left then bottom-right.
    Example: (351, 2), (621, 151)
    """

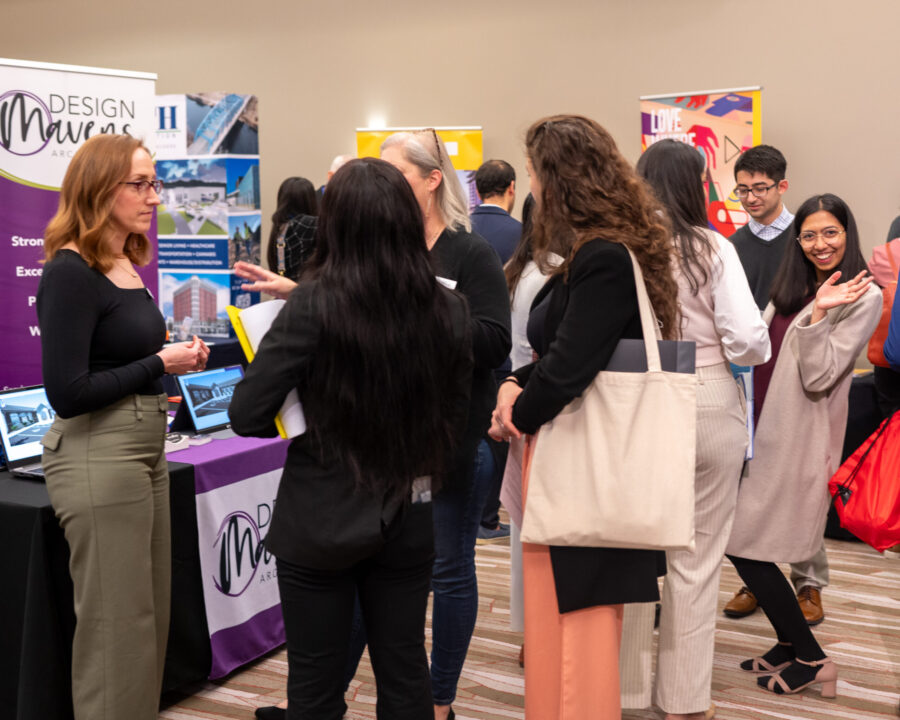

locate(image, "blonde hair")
(43, 133), (153, 272)
(381, 131), (471, 232)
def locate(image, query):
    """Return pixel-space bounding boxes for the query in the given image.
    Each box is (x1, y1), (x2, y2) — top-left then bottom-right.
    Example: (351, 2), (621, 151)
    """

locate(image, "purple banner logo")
(212, 504), (274, 597)
(0, 90), (136, 156)
(0, 91), (53, 156)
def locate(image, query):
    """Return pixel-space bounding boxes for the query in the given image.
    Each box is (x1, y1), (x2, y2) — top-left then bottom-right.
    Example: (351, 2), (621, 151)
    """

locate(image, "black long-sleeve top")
(510, 238), (665, 612)
(36, 249), (166, 418)
(430, 227), (511, 486)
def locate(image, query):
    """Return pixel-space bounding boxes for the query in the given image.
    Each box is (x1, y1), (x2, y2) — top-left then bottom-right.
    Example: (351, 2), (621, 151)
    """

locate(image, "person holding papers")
(230, 158), (473, 719)
(37, 134), (208, 720)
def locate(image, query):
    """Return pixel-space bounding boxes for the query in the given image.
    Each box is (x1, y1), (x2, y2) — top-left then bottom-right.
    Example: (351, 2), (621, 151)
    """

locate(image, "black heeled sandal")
(740, 641), (793, 673)
(758, 657), (837, 698)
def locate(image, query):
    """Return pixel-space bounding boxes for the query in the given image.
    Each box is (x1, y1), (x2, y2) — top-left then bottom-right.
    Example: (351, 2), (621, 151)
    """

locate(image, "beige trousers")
(654, 364), (748, 714)
(42, 394), (170, 720)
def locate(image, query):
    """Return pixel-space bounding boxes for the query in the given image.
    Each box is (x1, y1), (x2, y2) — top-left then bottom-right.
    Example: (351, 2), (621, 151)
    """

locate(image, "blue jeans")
(342, 439), (495, 706)
(430, 438), (495, 704)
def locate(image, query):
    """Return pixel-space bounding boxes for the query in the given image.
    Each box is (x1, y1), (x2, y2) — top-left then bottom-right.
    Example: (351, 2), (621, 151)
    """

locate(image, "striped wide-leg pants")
(654, 362), (748, 714)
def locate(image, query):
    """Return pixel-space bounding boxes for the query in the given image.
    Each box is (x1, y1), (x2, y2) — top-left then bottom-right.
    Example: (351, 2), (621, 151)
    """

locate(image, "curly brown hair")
(525, 115), (679, 340)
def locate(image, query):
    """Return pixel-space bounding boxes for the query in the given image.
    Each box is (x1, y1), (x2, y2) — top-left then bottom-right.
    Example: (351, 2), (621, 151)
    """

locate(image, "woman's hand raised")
(233, 261), (298, 299)
(811, 270), (873, 324)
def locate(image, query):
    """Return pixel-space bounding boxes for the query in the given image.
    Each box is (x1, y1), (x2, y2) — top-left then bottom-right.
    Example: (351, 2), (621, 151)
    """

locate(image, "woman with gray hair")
(374, 129), (511, 720)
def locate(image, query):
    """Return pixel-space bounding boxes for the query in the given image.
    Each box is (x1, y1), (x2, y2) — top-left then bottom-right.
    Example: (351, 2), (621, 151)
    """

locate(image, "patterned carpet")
(160, 536), (900, 719)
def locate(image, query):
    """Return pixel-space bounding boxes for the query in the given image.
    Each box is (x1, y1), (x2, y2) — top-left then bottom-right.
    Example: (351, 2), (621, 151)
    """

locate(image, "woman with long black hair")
(637, 139), (770, 720)
(726, 193), (880, 699)
(229, 157), (472, 719)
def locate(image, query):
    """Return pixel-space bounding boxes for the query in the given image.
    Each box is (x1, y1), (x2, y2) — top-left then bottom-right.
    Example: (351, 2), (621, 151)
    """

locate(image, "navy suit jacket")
(470, 204), (522, 264)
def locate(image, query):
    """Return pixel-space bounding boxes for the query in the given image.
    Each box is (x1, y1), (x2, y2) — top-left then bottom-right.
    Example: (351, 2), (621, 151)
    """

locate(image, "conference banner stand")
(154, 92), (261, 344)
(640, 87), (762, 237)
(356, 126), (484, 211)
(0, 58), (157, 389)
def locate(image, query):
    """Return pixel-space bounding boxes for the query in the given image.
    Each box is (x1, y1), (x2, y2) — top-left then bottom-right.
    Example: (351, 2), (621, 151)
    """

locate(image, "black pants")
(727, 555), (826, 661)
(277, 502), (435, 720)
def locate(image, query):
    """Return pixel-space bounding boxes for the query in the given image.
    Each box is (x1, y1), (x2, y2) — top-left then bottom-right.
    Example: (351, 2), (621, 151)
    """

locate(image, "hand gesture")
(810, 270), (872, 323)
(157, 335), (208, 375)
(233, 261), (298, 299)
(488, 380), (524, 441)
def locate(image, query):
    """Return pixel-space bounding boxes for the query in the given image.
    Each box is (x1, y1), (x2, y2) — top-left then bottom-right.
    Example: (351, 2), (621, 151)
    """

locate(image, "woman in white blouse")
(637, 140), (771, 720)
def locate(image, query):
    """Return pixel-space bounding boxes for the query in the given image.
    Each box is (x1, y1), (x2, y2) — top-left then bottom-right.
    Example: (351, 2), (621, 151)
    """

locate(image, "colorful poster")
(0, 58), (157, 390)
(640, 88), (762, 237)
(356, 127), (484, 211)
(154, 92), (260, 339)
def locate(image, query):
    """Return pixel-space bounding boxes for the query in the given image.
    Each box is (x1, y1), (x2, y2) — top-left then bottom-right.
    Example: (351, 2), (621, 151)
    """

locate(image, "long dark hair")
(526, 115), (679, 339)
(266, 176), (317, 270)
(636, 139), (715, 295)
(770, 193), (869, 315)
(303, 158), (464, 491)
(505, 193), (536, 297)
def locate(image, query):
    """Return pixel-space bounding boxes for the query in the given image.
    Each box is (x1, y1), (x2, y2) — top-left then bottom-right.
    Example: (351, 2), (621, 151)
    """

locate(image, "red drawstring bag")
(829, 412), (900, 552)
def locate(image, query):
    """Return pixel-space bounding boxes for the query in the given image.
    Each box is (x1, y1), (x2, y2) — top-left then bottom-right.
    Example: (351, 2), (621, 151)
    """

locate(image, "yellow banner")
(356, 128), (483, 171)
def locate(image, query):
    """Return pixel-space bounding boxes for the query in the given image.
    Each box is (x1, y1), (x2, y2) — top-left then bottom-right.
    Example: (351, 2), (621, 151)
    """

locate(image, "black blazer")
(512, 238), (665, 612)
(229, 281), (472, 570)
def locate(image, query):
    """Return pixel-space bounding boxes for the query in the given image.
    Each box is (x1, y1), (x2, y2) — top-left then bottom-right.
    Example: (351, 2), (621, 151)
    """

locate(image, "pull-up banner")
(640, 87), (762, 237)
(0, 58), (157, 390)
(356, 126), (484, 211)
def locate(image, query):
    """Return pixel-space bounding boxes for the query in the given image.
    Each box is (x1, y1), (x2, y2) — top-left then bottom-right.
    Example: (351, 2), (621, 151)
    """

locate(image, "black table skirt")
(0, 462), (212, 720)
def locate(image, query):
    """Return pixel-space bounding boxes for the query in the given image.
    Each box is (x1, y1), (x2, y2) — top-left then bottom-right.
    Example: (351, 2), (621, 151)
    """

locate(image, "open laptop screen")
(0, 386), (55, 469)
(175, 365), (244, 434)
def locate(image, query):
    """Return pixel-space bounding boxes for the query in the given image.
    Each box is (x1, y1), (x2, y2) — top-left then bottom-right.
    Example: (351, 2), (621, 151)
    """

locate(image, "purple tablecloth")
(168, 434), (289, 678)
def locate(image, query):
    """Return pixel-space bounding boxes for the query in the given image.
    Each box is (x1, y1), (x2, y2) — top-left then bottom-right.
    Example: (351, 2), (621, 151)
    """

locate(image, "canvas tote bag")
(520, 248), (697, 551)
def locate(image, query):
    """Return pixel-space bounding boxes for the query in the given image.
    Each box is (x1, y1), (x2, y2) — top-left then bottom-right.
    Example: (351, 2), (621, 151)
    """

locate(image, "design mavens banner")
(0, 58), (157, 389)
(640, 87), (762, 237)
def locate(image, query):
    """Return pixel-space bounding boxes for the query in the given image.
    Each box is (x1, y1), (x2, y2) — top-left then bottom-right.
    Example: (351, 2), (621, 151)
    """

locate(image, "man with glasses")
(729, 145), (792, 310)
(724, 144), (829, 626)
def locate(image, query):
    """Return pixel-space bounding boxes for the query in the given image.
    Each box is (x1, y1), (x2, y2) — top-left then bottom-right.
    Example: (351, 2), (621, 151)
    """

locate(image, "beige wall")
(3, 0), (900, 256)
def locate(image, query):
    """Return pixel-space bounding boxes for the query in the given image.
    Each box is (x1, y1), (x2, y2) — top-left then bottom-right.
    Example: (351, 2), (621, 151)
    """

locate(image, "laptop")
(0, 385), (56, 479)
(173, 365), (244, 439)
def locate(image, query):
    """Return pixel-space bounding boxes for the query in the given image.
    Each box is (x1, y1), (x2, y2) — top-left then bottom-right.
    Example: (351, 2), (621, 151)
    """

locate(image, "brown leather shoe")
(518, 643), (524, 668)
(797, 585), (824, 625)
(724, 586), (758, 618)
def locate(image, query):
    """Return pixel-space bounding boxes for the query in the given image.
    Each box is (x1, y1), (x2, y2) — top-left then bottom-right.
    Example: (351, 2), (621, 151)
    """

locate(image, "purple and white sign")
(169, 435), (289, 678)
(0, 58), (157, 389)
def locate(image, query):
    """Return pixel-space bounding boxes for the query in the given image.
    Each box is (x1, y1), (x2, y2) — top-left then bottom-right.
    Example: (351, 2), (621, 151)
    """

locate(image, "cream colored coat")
(726, 284), (882, 562)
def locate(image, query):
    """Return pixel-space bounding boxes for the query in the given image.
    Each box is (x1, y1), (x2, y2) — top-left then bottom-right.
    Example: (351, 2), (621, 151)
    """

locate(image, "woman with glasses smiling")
(725, 193), (881, 699)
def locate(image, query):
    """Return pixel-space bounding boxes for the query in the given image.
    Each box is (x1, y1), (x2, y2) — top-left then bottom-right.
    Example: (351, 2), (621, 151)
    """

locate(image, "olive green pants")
(42, 394), (170, 720)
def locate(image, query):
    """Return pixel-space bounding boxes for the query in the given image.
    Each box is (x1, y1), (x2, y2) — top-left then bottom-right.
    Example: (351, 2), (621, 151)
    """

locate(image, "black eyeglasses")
(733, 182), (776, 200)
(121, 179), (163, 194)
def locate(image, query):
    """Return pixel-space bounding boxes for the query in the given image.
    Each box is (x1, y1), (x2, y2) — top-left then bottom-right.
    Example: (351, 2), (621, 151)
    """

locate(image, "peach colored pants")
(521, 435), (624, 720)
